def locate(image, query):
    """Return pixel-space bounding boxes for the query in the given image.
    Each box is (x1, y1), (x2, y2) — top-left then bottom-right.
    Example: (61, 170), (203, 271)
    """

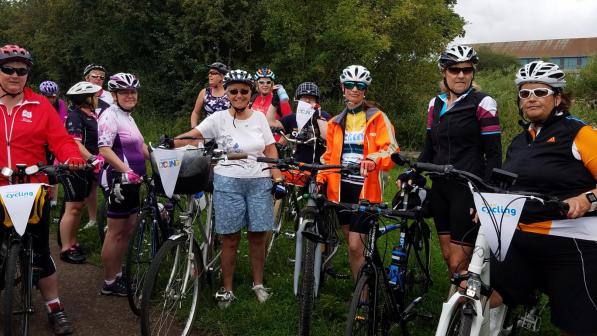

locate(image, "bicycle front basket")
(150, 148), (214, 195)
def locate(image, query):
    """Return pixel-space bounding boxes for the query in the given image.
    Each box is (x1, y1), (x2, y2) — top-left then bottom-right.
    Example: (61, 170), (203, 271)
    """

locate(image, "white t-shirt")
(196, 109), (275, 178)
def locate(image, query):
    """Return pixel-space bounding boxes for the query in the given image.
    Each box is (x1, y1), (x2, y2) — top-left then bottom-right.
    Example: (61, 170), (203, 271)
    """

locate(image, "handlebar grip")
(225, 153), (248, 160)
(413, 162), (453, 174)
(256, 157), (279, 164)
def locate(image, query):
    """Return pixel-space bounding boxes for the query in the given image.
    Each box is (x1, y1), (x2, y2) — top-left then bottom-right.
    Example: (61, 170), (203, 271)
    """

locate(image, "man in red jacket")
(0, 44), (85, 335)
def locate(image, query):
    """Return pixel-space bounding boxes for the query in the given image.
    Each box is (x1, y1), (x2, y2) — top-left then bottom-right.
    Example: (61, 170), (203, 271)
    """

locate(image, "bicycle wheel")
(140, 238), (204, 336)
(344, 271), (387, 336)
(97, 198), (107, 244)
(55, 201), (66, 247)
(126, 210), (160, 316)
(445, 300), (474, 336)
(298, 237), (317, 336)
(265, 196), (286, 260)
(404, 219), (432, 304)
(2, 241), (30, 336)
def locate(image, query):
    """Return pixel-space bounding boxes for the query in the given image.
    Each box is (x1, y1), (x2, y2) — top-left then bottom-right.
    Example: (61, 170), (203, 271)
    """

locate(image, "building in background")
(471, 37), (597, 72)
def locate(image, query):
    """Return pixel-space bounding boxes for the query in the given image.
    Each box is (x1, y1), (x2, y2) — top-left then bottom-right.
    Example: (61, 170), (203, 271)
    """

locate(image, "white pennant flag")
(473, 192), (526, 261)
(153, 148), (186, 198)
(0, 184), (43, 236)
(295, 100), (315, 133)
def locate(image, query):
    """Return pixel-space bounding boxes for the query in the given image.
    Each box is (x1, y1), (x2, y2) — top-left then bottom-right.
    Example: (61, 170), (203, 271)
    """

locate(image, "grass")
(50, 112), (567, 335)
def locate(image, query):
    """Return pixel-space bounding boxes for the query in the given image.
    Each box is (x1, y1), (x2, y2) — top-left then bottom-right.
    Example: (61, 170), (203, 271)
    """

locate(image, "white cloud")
(453, 0), (597, 44)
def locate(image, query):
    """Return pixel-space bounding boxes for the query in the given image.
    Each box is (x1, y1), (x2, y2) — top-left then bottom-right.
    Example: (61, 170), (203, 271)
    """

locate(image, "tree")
(475, 47), (520, 74)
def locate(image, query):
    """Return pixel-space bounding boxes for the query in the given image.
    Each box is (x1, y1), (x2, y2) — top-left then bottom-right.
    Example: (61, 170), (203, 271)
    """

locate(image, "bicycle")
(0, 163), (82, 336)
(393, 155), (570, 336)
(342, 192), (432, 335)
(257, 156), (357, 336)
(140, 143), (247, 336)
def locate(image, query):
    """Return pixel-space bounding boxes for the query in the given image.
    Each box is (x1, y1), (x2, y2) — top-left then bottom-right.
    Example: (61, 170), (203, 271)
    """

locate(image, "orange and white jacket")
(319, 107), (399, 203)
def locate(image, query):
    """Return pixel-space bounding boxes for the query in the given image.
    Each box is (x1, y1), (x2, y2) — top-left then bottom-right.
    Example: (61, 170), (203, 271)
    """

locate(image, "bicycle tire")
(140, 238), (203, 336)
(126, 210), (160, 316)
(199, 193), (221, 289)
(97, 198), (107, 244)
(404, 219), (432, 306)
(445, 300), (474, 336)
(298, 238), (317, 336)
(345, 271), (387, 336)
(55, 201), (66, 247)
(2, 241), (30, 336)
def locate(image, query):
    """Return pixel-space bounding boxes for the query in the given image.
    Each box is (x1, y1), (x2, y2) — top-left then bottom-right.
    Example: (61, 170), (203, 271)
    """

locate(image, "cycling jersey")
(0, 87), (81, 184)
(251, 91), (292, 120)
(203, 87), (230, 116)
(65, 106), (99, 155)
(320, 106), (398, 203)
(98, 105), (146, 179)
(280, 109), (330, 164)
(52, 98), (68, 123)
(419, 89), (502, 179)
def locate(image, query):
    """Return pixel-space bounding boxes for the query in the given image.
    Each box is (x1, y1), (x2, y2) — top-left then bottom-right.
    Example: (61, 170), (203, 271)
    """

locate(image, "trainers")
(82, 219), (97, 230)
(251, 284), (271, 303)
(214, 287), (236, 309)
(48, 309), (73, 335)
(59, 248), (86, 264)
(101, 276), (128, 297)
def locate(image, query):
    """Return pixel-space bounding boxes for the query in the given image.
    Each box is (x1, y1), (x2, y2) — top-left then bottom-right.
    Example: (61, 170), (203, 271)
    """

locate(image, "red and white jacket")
(0, 87), (81, 184)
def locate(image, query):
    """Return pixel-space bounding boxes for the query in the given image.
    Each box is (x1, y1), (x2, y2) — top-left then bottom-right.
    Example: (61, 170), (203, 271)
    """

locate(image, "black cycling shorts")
(59, 170), (95, 202)
(430, 178), (477, 246)
(336, 181), (370, 234)
(491, 230), (597, 334)
(107, 184), (140, 219)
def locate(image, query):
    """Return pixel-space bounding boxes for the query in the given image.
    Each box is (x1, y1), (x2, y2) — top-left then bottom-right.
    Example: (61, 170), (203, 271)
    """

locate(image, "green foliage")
(475, 47), (520, 74)
(569, 55), (597, 104)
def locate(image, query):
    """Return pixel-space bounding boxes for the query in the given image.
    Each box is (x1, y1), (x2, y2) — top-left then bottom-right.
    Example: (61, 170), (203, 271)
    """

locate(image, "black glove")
(396, 169), (427, 188)
(158, 134), (174, 149)
(272, 182), (287, 200)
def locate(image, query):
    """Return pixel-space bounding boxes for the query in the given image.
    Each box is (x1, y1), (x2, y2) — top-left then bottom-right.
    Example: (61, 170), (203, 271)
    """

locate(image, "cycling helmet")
(295, 82), (320, 100)
(340, 65), (372, 86)
(208, 62), (229, 75)
(254, 67), (276, 80)
(438, 45), (478, 70)
(515, 61), (566, 89)
(66, 81), (102, 96)
(108, 72), (140, 92)
(83, 64), (107, 77)
(0, 44), (33, 66)
(39, 81), (60, 96)
(223, 69), (254, 90)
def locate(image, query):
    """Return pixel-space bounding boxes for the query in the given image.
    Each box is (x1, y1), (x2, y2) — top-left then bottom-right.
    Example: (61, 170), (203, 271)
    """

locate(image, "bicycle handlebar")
(256, 157), (358, 174)
(271, 127), (318, 145)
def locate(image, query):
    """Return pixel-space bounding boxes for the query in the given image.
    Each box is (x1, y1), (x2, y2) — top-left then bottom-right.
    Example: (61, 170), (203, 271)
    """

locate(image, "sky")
(452, 0), (597, 44)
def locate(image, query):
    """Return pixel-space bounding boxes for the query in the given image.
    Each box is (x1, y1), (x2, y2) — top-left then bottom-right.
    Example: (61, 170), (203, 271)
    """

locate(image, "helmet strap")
(0, 83), (24, 99)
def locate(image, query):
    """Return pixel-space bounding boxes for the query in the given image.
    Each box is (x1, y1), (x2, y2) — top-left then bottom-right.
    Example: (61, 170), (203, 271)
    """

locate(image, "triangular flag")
(152, 148), (186, 198)
(472, 192), (526, 261)
(0, 184), (43, 236)
(295, 100), (315, 133)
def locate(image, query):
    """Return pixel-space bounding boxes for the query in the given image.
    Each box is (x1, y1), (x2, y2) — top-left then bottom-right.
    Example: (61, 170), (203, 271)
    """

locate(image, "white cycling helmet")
(108, 72), (140, 92)
(66, 81), (102, 96)
(340, 65), (372, 86)
(438, 45), (479, 70)
(515, 61), (566, 88)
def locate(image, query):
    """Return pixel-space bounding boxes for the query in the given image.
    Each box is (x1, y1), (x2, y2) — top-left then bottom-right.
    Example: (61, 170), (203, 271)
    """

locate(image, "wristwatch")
(585, 191), (597, 212)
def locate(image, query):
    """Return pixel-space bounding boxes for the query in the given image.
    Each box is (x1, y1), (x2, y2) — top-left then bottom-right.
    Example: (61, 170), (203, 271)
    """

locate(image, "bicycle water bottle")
(277, 85), (289, 102)
(388, 232), (407, 288)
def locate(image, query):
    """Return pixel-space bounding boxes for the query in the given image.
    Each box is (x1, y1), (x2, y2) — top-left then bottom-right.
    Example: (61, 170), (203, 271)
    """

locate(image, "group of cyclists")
(0, 40), (595, 335)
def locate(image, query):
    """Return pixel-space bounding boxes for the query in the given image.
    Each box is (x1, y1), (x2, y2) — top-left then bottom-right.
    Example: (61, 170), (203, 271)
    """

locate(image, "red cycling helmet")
(0, 44), (33, 66)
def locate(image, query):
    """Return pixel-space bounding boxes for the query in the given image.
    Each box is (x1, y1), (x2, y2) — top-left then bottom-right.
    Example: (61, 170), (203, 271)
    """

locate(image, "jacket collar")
(333, 105), (379, 125)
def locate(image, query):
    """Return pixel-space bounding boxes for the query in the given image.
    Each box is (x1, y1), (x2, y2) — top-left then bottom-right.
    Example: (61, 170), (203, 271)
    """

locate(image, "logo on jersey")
(21, 110), (32, 122)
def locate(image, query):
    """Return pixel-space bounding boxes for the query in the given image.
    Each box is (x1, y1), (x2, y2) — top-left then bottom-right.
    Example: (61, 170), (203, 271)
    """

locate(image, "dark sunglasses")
(0, 66), (29, 76)
(229, 89), (250, 96)
(208, 71), (221, 76)
(518, 88), (555, 99)
(343, 81), (367, 91)
(446, 66), (475, 75)
(89, 74), (105, 80)
(258, 80), (272, 85)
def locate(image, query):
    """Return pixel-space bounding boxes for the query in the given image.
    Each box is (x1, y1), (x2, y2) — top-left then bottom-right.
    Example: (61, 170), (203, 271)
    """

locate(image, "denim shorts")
(213, 174), (274, 234)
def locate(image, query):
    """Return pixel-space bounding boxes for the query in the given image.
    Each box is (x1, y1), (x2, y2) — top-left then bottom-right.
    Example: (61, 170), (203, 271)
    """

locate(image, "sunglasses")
(258, 80), (272, 85)
(208, 71), (221, 76)
(89, 74), (105, 80)
(229, 89), (250, 96)
(446, 66), (475, 75)
(0, 66), (29, 76)
(518, 88), (555, 99)
(343, 81), (367, 91)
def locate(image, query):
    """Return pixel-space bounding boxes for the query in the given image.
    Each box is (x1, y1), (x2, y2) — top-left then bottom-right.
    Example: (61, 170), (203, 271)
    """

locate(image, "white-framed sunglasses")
(518, 88), (555, 99)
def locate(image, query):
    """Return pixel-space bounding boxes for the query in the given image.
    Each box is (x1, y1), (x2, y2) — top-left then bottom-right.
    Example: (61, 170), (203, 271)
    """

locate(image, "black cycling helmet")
(0, 44), (33, 66)
(208, 62), (229, 75)
(83, 64), (107, 77)
(295, 82), (320, 101)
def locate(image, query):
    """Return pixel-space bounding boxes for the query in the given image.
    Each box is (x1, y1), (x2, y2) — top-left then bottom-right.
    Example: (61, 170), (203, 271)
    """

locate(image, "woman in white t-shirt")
(173, 69), (283, 308)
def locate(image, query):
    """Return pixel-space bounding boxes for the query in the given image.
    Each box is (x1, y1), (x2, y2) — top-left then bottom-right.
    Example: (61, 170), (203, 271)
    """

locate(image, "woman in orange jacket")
(320, 65), (399, 278)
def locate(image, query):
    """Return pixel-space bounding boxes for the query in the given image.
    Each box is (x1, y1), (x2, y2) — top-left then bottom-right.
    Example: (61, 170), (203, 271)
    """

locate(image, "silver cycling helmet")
(438, 45), (479, 70)
(340, 65), (372, 86)
(515, 61), (566, 88)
